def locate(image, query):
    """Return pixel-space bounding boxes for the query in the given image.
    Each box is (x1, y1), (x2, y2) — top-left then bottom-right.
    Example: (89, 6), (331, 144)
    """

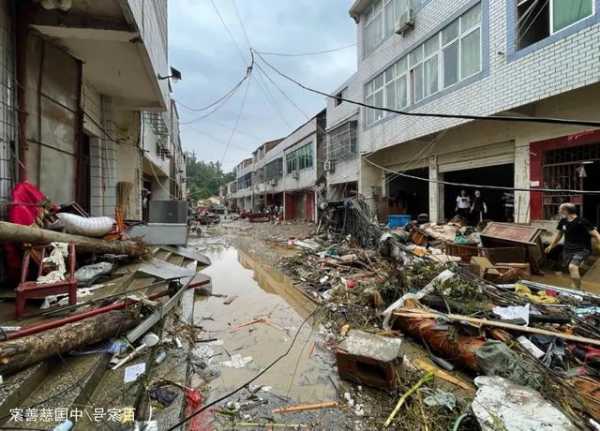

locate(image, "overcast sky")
(168, 0), (357, 172)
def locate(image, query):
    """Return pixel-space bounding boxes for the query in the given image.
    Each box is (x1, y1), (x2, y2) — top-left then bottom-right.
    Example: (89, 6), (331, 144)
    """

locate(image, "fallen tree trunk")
(0, 310), (140, 374)
(0, 221), (147, 257)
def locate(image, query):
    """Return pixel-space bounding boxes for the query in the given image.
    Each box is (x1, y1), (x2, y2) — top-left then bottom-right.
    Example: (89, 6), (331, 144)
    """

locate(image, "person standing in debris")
(470, 190), (488, 224)
(545, 203), (600, 289)
(455, 190), (471, 220)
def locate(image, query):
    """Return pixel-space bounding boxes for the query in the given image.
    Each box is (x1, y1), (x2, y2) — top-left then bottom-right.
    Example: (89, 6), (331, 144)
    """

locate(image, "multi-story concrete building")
(345, 0), (600, 224)
(3, 0), (186, 221)
(229, 110), (327, 222)
(325, 75), (361, 201)
(231, 157), (255, 211)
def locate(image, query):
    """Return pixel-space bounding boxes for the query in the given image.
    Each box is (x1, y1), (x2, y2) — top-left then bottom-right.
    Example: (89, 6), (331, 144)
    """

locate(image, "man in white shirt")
(455, 190), (471, 220)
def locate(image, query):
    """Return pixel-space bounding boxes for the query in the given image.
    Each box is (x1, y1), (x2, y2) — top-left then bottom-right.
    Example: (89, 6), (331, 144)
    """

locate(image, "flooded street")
(183, 230), (346, 428)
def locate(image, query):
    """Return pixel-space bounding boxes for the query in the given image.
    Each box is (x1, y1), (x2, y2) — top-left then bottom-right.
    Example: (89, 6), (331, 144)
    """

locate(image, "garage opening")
(443, 164), (514, 223)
(386, 167), (429, 219)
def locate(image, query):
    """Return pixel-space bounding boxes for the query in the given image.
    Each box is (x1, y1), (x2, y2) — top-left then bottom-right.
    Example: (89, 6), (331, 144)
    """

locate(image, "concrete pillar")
(428, 156), (444, 223)
(359, 156), (383, 218)
(514, 139), (530, 223)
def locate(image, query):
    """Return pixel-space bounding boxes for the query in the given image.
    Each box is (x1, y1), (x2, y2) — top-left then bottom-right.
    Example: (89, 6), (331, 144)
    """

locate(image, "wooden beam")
(0, 221), (147, 256)
(393, 309), (600, 347)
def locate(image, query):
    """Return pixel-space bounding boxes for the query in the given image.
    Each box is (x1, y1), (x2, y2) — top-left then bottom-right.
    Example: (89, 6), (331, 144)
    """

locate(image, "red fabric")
(184, 388), (212, 431)
(4, 182), (48, 286)
(9, 182), (47, 225)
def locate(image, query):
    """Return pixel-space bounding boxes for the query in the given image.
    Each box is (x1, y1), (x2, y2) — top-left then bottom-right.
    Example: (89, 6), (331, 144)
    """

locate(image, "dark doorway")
(583, 161), (600, 226)
(444, 164), (514, 223)
(387, 167), (429, 218)
(76, 134), (91, 213)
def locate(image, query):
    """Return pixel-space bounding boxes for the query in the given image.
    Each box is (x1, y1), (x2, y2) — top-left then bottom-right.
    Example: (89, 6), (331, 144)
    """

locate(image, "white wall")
(354, 0), (600, 154)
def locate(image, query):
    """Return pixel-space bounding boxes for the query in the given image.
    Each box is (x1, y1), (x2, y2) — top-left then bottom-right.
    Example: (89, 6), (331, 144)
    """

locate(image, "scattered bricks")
(336, 330), (402, 390)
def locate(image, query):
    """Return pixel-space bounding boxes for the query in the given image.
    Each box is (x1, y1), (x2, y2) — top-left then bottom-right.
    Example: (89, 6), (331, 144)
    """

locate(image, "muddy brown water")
(185, 236), (339, 406)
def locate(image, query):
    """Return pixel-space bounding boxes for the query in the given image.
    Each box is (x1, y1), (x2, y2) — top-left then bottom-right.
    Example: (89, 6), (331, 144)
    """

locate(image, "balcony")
(28, 0), (169, 110)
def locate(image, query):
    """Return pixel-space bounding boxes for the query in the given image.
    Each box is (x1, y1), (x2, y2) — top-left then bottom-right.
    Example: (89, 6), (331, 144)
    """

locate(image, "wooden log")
(393, 308), (600, 347)
(0, 310), (140, 374)
(0, 221), (146, 256)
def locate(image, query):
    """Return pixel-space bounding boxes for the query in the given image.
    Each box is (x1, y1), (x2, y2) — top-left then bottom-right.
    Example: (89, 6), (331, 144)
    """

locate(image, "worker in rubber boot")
(545, 203), (600, 289)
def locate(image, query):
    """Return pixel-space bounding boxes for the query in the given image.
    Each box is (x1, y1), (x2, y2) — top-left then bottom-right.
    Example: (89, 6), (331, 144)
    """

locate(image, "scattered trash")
(223, 295), (238, 305)
(423, 389), (456, 410)
(124, 363), (146, 383)
(472, 376), (576, 431)
(149, 386), (178, 406)
(74, 262), (114, 286)
(222, 354), (253, 368)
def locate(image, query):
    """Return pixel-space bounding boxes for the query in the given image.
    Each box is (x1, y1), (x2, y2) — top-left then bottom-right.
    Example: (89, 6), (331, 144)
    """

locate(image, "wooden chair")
(15, 242), (77, 318)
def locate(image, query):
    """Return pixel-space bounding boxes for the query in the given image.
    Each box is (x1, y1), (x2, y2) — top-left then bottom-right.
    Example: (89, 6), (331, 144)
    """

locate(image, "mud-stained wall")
(24, 32), (79, 204)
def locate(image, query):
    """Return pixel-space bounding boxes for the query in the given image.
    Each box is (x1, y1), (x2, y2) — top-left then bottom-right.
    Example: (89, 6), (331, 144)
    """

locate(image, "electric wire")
(175, 73), (249, 112)
(221, 72), (253, 166)
(165, 308), (320, 431)
(255, 50), (600, 128)
(364, 156), (600, 194)
(256, 43), (356, 57)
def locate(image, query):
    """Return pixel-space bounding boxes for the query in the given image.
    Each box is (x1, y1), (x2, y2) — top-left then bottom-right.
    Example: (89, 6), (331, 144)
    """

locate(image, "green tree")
(185, 152), (235, 200)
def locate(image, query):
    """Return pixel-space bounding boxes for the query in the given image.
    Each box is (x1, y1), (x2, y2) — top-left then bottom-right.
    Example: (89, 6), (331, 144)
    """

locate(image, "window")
(328, 122), (358, 162)
(364, 3), (482, 125)
(365, 73), (385, 125)
(363, 0), (404, 57)
(517, 0), (593, 50)
(423, 35), (439, 97)
(286, 143), (313, 174)
(442, 20), (459, 88)
(265, 158), (283, 181)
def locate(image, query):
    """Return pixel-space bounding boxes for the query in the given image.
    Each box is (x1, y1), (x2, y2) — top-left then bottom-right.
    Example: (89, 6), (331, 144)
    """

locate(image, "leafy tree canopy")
(185, 152), (234, 200)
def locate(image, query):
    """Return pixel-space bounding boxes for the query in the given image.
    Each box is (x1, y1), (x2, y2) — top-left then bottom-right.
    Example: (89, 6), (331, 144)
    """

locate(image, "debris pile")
(275, 202), (600, 429)
(0, 181), (211, 429)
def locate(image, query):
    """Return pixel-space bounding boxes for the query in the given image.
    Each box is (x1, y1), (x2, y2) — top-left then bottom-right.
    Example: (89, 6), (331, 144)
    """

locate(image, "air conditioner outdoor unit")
(395, 1), (415, 34)
(270, 179), (278, 186)
(292, 170), (300, 179)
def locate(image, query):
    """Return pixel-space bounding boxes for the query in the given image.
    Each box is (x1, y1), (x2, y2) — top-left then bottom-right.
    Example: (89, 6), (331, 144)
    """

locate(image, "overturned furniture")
(16, 242), (77, 318)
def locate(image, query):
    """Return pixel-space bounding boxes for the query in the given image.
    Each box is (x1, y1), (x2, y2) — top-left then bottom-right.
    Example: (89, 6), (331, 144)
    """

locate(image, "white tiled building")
(346, 0), (600, 224)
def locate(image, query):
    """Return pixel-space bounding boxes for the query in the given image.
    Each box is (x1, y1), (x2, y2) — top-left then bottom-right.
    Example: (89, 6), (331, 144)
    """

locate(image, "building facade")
(229, 110), (327, 222)
(345, 0), (600, 224)
(2, 0), (186, 222)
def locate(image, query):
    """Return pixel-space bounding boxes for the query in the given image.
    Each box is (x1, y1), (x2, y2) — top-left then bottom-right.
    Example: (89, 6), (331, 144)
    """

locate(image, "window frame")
(286, 143), (314, 174)
(363, 2), (483, 127)
(363, 0), (406, 57)
(549, 0), (595, 34)
(459, 3), (482, 81)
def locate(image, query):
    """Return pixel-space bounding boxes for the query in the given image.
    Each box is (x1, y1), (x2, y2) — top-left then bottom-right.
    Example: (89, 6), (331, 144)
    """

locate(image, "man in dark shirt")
(545, 203), (600, 289)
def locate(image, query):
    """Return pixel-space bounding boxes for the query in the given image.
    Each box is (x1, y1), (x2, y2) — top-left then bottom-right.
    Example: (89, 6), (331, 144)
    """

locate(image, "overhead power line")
(364, 157), (600, 195)
(254, 50), (600, 128)
(221, 72), (253, 166)
(175, 73), (250, 112)
(255, 43), (356, 57)
(179, 49), (255, 126)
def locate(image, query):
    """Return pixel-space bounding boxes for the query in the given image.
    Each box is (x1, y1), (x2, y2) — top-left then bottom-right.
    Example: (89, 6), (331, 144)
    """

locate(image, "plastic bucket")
(388, 214), (411, 229)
